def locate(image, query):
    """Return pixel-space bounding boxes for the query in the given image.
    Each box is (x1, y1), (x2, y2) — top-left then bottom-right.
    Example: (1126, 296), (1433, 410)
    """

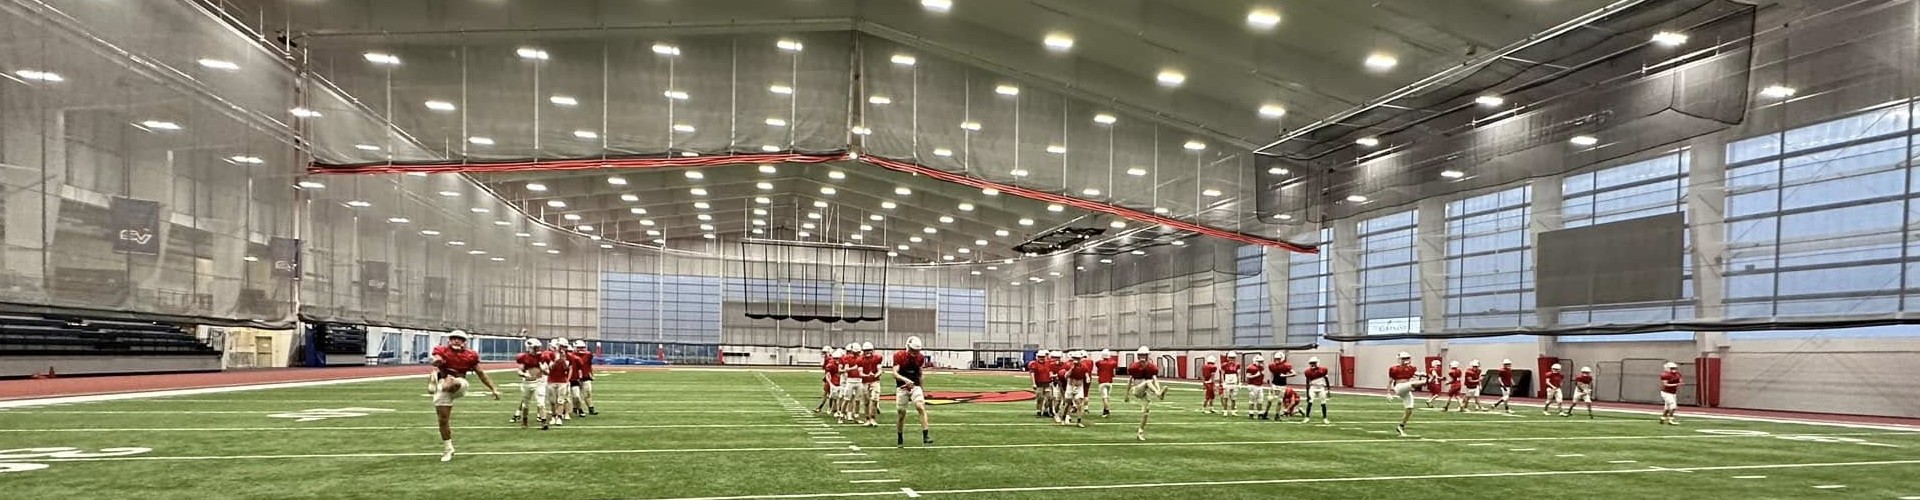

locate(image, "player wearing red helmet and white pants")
(1659, 362), (1683, 425)
(1127, 346), (1167, 441)
(510, 337), (547, 427)
(1094, 349), (1120, 418)
(1388, 352), (1425, 437)
(894, 336), (933, 447)
(1059, 350), (1092, 427)
(837, 343), (862, 425)
(1461, 360), (1485, 412)
(430, 331), (499, 462)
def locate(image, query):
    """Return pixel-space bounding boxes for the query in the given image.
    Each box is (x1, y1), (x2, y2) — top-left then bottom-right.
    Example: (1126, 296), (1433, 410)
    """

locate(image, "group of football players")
(507, 335), (599, 431)
(1196, 352), (1327, 423)
(812, 336), (938, 447)
(1025, 348), (1123, 426)
(1386, 352), (1687, 436)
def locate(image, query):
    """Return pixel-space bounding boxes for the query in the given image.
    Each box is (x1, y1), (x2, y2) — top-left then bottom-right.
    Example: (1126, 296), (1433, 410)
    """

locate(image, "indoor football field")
(0, 368), (1916, 499)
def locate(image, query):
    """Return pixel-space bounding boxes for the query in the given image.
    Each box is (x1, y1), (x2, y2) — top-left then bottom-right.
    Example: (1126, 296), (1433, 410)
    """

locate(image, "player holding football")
(1095, 349), (1119, 418)
(860, 342), (883, 427)
(1542, 363), (1566, 416)
(430, 331), (498, 461)
(542, 338), (572, 429)
(1127, 346), (1166, 441)
(1300, 357), (1331, 424)
(1388, 352), (1424, 437)
(1244, 354), (1269, 420)
(1564, 366), (1595, 418)
(1491, 359), (1516, 414)
(511, 338), (545, 426)
(1219, 352), (1241, 417)
(1462, 360), (1485, 412)
(894, 336), (933, 447)
(1659, 362), (1683, 425)
(1199, 355), (1220, 414)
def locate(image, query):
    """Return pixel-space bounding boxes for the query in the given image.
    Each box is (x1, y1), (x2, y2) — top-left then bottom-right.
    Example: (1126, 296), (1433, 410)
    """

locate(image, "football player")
(1461, 360), (1484, 412)
(1424, 360), (1446, 408)
(1051, 351), (1071, 419)
(511, 338), (546, 426)
(1127, 346), (1166, 441)
(1542, 363), (1565, 416)
(1659, 362), (1683, 425)
(814, 346), (835, 415)
(827, 347), (848, 422)
(894, 336), (933, 447)
(430, 331), (498, 461)
(1094, 349), (1119, 418)
(1265, 354), (1294, 419)
(1219, 352), (1241, 417)
(569, 339), (595, 417)
(1388, 352), (1423, 437)
(542, 338), (572, 429)
(1301, 357), (1331, 424)
(1199, 355), (1220, 414)
(1565, 366), (1595, 418)
(1440, 361), (1465, 412)
(1491, 359), (1516, 414)
(860, 342), (883, 427)
(839, 343), (863, 425)
(1029, 349), (1054, 418)
(1244, 354), (1269, 420)
(1060, 350), (1091, 427)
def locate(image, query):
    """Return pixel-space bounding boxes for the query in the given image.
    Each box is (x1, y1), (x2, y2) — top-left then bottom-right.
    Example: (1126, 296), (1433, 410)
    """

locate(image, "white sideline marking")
(1646, 465), (1692, 474)
(839, 469), (888, 473)
(1507, 448), (1536, 452)
(1812, 485), (1846, 489)
(848, 479), (899, 484)
(0, 418), (1682, 434)
(1609, 460), (1638, 464)
(1556, 454), (1585, 458)
(641, 459), (1920, 500)
(0, 370), (512, 409)
(1896, 496), (1920, 499)
(32, 431), (1908, 462)
(1731, 475), (1766, 479)
(900, 488), (920, 498)
(1467, 443), (1496, 447)
(831, 461), (875, 465)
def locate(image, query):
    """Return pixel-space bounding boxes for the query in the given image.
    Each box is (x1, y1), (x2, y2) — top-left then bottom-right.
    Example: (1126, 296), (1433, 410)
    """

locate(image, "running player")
(814, 346), (835, 414)
(1425, 360), (1446, 408)
(1542, 363), (1565, 415)
(1095, 349), (1119, 417)
(1199, 355), (1220, 414)
(1266, 354), (1294, 419)
(839, 343), (863, 424)
(1462, 360), (1484, 412)
(860, 342), (883, 427)
(1441, 361), (1465, 412)
(542, 338), (572, 429)
(1244, 354), (1269, 420)
(1659, 362), (1682, 425)
(1491, 359), (1516, 414)
(1301, 357), (1331, 424)
(1127, 346), (1165, 441)
(569, 339), (594, 417)
(1030, 349), (1054, 418)
(1220, 352), (1241, 417)
(1060, 350), (1091, 427)
(511, 338), (546, 426)
(1565, 366), (1594, 418)
(1389, 352), (1422, 437)
(430, 331), (499, 461)
(894, 336), (932, 447)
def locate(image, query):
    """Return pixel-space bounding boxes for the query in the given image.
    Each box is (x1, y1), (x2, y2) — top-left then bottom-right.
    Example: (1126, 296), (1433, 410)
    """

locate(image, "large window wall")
(1286, 228), (1336, 341)
(600, 272), (987, 344)
(1232, 245), (1274, 345)
(1358, 211), (1421, 335)
(1444, 186), (1535, 330)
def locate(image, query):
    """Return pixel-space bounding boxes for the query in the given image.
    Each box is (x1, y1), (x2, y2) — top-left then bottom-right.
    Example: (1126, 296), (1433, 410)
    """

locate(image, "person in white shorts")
(829, 347), (850, 422)
(1301, 357), (1331, 424)
(1541, 363), (1565, 416)
(839, 343), (863, 425)
(1658, 361), (1683, 425)
(893, 336), (932, 447)
(1244, 354), (1268, 420)
(1565, 366), (1595, 418)
(1388, 352), (1423, 437)
(510, 337), (546, 427)
(1094, 349), (1119, 418)
(1220, 351), (1242, 417)
(1127, 346), (1166, 441)
(1492, 359), (1516, 414)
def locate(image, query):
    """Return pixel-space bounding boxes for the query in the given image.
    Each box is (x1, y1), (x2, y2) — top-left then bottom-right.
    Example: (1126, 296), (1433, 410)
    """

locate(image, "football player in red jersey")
(1051, 351), (1071, 418)
(838, 343), (863, 425)
(1659, 362), (1683, 425)
(568, 340), (595, 417)
(511, 338), (546, 427)
(1029, 349), (1054, 417)
(1491, 359), (1516, 414)
(1059, 350), (1092, 427)
(1264, 354), (1294, 419)
(825, 348), (848, 422)
(1301, 357), (1331, 424)
(1388, 352), (1424, 437)
(813, 346), (835, 414)
(1219, 352), (1242, 417)
(1462, 360), (1485, 412)
(1424, 360), (1446, 408)
(541, 338), (572, 429)
(893, 336), (932, 447)
(1440, 361), (1466, 412)
(1542, 363), (1566, 415)
(1244, 354), (1269, 420)
(1564, 366), (1595, 418)
(1094, 349), (1120, 418)
(430, 331), (498, 461)
(1126, 346), (1166, 441)
(1199, 355), (1219, 414)
(860, 342), (883, 427)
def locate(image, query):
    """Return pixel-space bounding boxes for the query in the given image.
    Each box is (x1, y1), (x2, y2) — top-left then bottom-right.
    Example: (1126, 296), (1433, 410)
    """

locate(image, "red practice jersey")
(433, 345), (481, 377)
(1221, 359), (1240, 378)
(1095, 358), (1119, 384)
(1660, 371), (1682, 394)
(1544, 371), (1564, 389)
(514, 352), (543, 377)
(1575, 373), (1593, 386)
(1129, 360), (1159, 379)
(824, 358), (843, 385)
(1030, 358), (1054, 384)
(1498, 367), (1514, 387)
(1067, 359), (1091, 381)
(570, 351), (592, 380)
(1201, 362), (1219, 383)
(893, 350), (927, 387)
(1052, 357), (1070, 380)
(1447, 368), (1464, 389)
(861, 353), (883, 383)
(1245, 364), (1266, 386)
(841, 354), (860, 380)
(1304, 366), (1329, 387)
(1464, 367), (1483, 388)
(1269, 361), (1290, 385)
(1388, 364), (1417, 383)
(543, 350), (571, 383)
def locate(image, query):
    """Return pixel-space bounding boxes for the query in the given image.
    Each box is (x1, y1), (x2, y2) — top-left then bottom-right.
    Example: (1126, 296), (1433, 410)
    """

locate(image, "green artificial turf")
(0, 368), (1915, 499)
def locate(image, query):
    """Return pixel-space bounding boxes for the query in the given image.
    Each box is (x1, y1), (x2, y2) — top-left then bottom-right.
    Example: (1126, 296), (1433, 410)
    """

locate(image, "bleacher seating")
(0, 314), (216, 357)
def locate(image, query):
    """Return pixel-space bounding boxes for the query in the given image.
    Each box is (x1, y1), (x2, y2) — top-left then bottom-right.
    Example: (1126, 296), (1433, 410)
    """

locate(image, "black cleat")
(589, 407), (598, 416)
(509, 415), (521, 423)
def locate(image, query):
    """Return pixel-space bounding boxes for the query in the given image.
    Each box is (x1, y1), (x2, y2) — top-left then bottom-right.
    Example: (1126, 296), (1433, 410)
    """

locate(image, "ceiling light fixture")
(671, 123), (695, 133)
(546, 200), (567, 208)
(938, 216), (954, 223)
(1759, 85), (1797, 99)
(197, 58), (239, 70)
(1046, 145), (1067, 154)
(663, 90), (690, 100)
(694, 202), (711, 210)
(437, 190), (460, 197)
(821, 187), (838, 195)
(982, 188), (1000, 196)
(1109, 221), (1126, 229)
(296, 181), (325, 189)
(995, 230), (1010, 237)
(851, 126), (873, 135)
(466, 136), (493, 146)
(761, 145), (782, 152)
(758, 165), (778, 174)
(1125, 168), (1148, 177)
(1156, 70), (1186, 87)
(895, 187), (912, 196)
(573, 130), (598, 140)
(960, 121), (982, 131)
(933, 148), (953, 157)
(1183, 140), (1207, 151)
(562, 214), (581, 221)
(764, 117), (788, 127)
(755, 197), (772, 204)
(549, 95), (578, 106)
(1093, 113), (1117, 125)
(526, 182), (547, 192)
(776, 39), (804, 52)
(1043, 33), (1075, 52)
(354, 144), (381, 151)
(1046, 204), (1064, 212)
(228, 155), (264, 165)
(1202, 189), (1223, 197)
(1153, 207), (1170, 214)
(1018, 218), (1034, 226)
(756, 182), (774, 191)
(424, 100), (456, 111)
(995, 84), (1021, 96)
(1364, 53), (1398, 71)
(1475, 95), (1506, 107)
(957, 203), (975, 211)
(868, 95), (892, 105)
(1246, 8), (1281, 29)
(362, 52), (401, 65)
(1082, 188), (1101, 196)
(1009, 169), (1029, 177)
(921, 0), (952, 13)
(1268, 167), (1289, 175)
(139, 120), (181, 131)
(1355, 137), (1381, 147)
(420, 230), (441, 236)
(651, 43), (681, 56)
(387, 217), (410, 224)
(891, 54), (918, 66)
(1441, 170), (1466, 179)
(1651, 31), (1689, 47)
(1570, 135), (1600, 146)
(515, 47), (550, 60)
(1346, 195), (1369, 203)
(690, 188), (709, 196)
(1258, 104), (1287, 118)
(290, 107), (320, 118)
(909, 236), (924, 243)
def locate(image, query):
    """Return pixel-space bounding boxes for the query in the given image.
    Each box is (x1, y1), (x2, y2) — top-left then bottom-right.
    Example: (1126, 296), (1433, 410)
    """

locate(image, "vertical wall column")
(1529, 176), (1565, 357)
(1331, 221), (1362, 339)
(1417, 198), (1449, 355)
(1262, 247), (1291, 344)
(0, 105), (67, 297)
(1687, 138), (1730, 353)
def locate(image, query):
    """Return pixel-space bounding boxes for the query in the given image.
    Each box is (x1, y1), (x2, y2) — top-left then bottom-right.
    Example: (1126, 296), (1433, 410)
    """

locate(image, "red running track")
(0, 364), (513, 401)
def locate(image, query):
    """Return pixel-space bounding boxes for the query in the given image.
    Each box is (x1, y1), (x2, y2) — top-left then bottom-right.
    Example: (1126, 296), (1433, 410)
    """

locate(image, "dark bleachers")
(0, 314), (217, 356)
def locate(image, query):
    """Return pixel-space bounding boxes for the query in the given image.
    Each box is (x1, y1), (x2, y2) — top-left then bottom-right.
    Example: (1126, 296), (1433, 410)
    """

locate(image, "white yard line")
(639, 459), (1920, 500)
(0, 371), (510, 409)
(0, 419), (1682, 433)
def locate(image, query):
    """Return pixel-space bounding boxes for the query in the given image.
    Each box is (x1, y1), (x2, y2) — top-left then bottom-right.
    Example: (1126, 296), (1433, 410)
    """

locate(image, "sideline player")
(542, 338), (572, 429)
(1030, 349), (1054, 417)
(1220, 352), (1241, 416)
(1095, 349), (1119, 417)
(569, 339), (595, 417)
(1199, 355), (1220, 414)
(1266, 354), (1294, 419)
(1244, 354), (1269, 420)
(1300, 357), (1331, 424)
(1127, 346), (1166, 441)
(1564, 366), (1595, 418)
(814, 346), (835, 414)
(1490, 359), (1516, 414)
(1388, 352), (1423, 437)
(511, 338), (546, 426)
(1440, 361), (1465, 412)
(1659, 362), (1683, 425)
(1542, 363), (1565, 416)
(894, 336), (932, 447)
(860, 342), (883, 427)
(430, 330), (498, 461)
